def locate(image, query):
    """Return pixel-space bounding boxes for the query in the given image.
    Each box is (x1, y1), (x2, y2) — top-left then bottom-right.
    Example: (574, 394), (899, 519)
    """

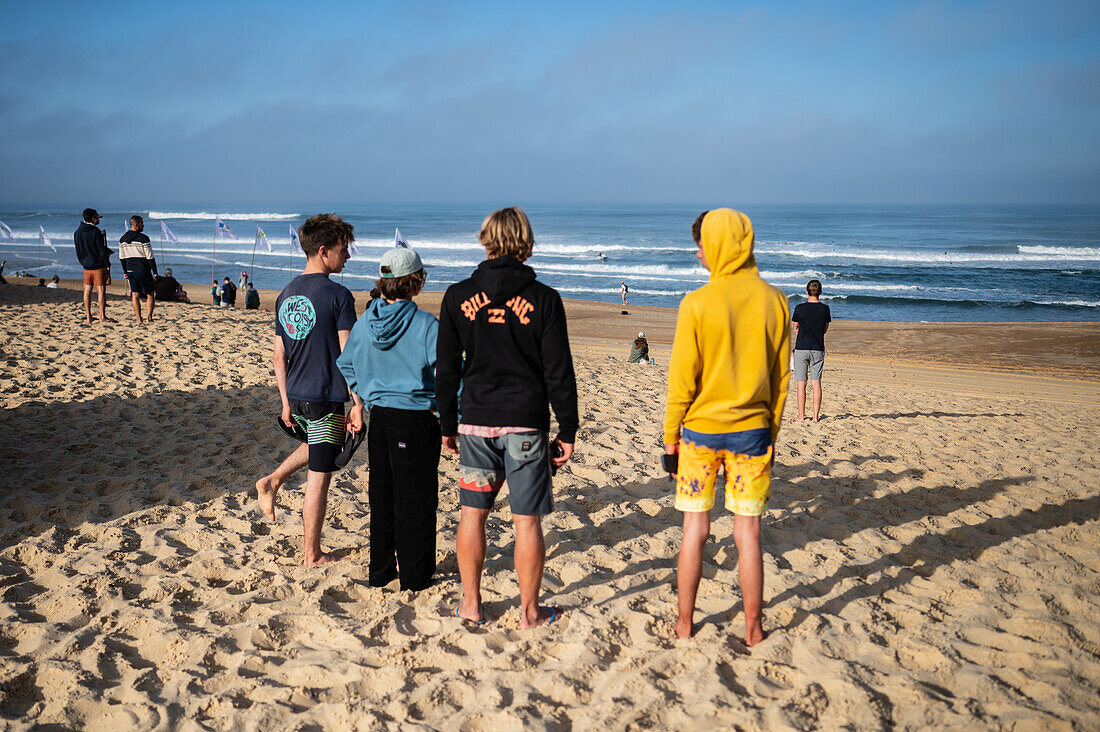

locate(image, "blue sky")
(1, 0), (1098, 204)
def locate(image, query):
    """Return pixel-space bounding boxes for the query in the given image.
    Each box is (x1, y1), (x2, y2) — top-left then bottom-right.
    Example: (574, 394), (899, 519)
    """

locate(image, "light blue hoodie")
(337, 298), (438, 411)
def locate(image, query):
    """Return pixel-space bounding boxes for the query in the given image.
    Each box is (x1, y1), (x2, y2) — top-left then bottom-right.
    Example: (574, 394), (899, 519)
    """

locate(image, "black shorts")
(289, 400), (346, 473)
(127, 269), (156, 296)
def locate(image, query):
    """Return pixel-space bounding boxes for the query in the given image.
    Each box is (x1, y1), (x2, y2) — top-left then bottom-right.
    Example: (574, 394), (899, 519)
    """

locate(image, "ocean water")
(1, 203), (1097, 322)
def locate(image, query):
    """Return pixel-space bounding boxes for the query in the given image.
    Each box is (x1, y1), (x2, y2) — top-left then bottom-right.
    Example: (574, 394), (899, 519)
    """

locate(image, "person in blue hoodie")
(337, 247), (440, 590)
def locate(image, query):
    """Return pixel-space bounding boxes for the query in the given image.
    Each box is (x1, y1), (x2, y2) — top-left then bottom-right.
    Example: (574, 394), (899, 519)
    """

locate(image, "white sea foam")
(1032, 299), (1100, 307)
(1018, 246), (1100, 257)
(148, 211), (301, 221)
(756, 241), (1100, 265)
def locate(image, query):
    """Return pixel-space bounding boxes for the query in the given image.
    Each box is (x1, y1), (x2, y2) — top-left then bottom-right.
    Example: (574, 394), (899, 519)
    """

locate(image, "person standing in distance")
(791, 279), (830, 422)
(664, 209), (790, 645)
(255, 213), (361, 566)
(74, 208), (115, 323)
(437, 207), (578, 629)
(118, 215), (159, 324)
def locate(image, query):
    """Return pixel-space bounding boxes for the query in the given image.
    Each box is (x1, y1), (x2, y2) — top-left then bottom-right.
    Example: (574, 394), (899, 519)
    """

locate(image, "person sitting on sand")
(792, 279), (831, 422)
(664, 209), (790, 645)
(154, 268), (181, 302)
(46, 275), (59, 288)
(437, 207), (578, 628)
(338, 246), (441, 591)
(255, 213), (361, 566)
(245, 283), (261, 310)
(628, 331), (649, 363)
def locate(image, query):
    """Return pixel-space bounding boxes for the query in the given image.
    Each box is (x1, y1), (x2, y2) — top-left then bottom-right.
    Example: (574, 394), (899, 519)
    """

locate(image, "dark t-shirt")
(275, 273), (357, 402)
(792, 301), (831, 351)
(154, 276), (180, 301)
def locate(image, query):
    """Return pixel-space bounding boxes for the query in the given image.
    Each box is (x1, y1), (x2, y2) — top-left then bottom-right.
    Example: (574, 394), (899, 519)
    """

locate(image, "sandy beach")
(1, 280), (1098, 729)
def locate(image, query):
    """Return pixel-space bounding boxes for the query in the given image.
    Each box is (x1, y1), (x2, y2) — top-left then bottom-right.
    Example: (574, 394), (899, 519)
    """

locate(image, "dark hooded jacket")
(436, 256), (578, 442)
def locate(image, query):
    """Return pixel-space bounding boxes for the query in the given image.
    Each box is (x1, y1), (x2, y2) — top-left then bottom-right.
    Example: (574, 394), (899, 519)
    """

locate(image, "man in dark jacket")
(74, 208), (114, 323)
(437, 207), (578, 629)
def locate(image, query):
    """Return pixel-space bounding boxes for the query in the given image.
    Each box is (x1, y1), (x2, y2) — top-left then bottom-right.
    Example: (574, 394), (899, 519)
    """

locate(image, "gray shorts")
(458, 431), (552, 516)
(793, 349), (825, 381)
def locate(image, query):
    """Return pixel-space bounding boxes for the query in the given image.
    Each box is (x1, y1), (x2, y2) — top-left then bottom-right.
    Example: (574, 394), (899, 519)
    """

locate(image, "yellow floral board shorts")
(675, 427), (773, 515)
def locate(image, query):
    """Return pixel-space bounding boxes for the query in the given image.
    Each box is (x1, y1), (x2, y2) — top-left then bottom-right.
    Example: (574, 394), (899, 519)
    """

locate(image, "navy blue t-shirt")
(792, 301), (831, 351)
(275, 273), (357, 402)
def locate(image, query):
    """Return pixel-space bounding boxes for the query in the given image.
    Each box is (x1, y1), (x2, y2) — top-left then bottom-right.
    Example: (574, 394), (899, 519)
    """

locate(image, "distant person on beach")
(0, 259), (7, 284)
(664, 209), (790, 645)
(46, 275), (59, 288)
(245, 283), (260, 309)
(792, 279), (831, 422)
(437, 207), (578, 628)
(628, 331), (649, 363)
(119, 215), (159, 324)
(338, 246), (441, 591)
(238, 270), (249, 293)
(256, 213), (360, 566)
(219, 277), (237, 308)
(211, 280), (219, 306)
(37, 278), (45, 287)
(74, 208), (115, 323)
(154, 268), (182, 302)
(621, 280), (628, 305)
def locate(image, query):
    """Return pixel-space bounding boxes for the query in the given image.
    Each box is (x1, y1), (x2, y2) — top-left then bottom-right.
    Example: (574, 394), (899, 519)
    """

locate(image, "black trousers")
(367, 406), (441, 590)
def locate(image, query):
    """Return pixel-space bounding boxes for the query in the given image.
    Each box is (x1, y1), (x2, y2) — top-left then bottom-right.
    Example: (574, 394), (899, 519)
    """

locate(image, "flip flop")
(276, 416), (307, 443)
(544, 606), (559, 625)
(454, 607), (485, 626)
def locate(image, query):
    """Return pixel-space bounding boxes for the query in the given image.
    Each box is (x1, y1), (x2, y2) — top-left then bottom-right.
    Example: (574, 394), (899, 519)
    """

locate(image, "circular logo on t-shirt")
(278, 295), (316, 340)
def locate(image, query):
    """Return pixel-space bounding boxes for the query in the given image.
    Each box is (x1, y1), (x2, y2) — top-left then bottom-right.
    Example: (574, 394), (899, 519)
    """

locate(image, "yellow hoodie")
(663, 209), (790, 444)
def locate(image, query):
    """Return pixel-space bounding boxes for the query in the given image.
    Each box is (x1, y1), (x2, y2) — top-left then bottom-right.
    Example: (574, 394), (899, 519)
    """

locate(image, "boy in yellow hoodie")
(664, 208), (790, 645)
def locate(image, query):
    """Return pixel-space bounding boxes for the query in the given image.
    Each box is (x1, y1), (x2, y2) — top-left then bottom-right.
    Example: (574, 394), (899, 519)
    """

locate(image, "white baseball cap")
(379, 247), (423, 278)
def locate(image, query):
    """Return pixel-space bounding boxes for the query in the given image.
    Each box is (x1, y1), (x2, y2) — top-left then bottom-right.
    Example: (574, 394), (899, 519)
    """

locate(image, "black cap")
(82, 208), (100, 222)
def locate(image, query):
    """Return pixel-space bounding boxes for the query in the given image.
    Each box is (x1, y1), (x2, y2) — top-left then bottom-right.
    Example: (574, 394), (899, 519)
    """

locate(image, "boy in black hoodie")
(437, 207), (578, 629)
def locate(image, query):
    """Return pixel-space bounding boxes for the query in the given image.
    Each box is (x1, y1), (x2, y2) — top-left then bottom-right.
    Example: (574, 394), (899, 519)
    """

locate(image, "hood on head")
(471, 256), (536, 304)
(366, 298), (418, 350)
(701, 208), (756, 279)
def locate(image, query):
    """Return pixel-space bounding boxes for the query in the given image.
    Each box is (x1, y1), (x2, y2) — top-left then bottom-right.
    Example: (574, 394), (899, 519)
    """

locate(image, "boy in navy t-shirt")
(256, 213), (362, 566)
(791, 278), (831, 422)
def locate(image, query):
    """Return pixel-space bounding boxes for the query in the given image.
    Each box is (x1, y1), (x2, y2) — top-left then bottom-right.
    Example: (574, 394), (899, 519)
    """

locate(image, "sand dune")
(1, 283), (1098, 729)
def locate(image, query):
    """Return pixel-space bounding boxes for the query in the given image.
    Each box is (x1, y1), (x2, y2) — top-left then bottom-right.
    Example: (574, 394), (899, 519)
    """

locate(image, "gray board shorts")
(793, 349), (825, 381)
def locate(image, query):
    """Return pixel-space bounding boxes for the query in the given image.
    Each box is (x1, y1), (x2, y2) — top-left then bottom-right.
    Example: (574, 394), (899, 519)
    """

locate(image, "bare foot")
(99, 317), (117, 323)
(519, 605), (559, 629)
(303, 552), (339, 567)
(255, 475), (281, 520)
(745, 625), (769, 647)
(675, 617), (693, 639)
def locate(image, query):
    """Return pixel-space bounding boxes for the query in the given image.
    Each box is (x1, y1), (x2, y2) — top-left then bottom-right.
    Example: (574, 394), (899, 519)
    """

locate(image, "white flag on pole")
(215, 217), (238, 241)
(160, 221), (178, 246)
(0, 221), (12, 240)
(289, 224), (302, 253)
(38, 225), (56, 252)
(395, 227), (409, 248)
(256, 225), (272, 253)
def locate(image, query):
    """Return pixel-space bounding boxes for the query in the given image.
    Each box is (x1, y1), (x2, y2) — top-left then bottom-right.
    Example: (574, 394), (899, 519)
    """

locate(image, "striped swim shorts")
(289, 400), (346, 473)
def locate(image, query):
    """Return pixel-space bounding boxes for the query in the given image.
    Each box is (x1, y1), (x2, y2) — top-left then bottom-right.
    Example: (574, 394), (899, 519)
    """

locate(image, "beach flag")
(215, 217), (238, 241)
(348, 239), (361, 256)
(38, 225), (56, 252)
(289, 224), (302, 253)
(256, 225), (272, 253)
(0, 221), (12, 240)
(395, 227), (409, 248)
(160, 221), (178, 247)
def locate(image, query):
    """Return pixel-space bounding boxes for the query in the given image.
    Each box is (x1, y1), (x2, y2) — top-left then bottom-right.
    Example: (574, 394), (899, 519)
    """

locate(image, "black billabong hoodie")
(436, 256), (579, 442)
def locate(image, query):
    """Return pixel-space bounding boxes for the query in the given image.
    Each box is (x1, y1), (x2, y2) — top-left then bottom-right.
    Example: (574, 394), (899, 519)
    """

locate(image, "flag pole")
(250, 225), (259, 284)
(211, 219), (216, 286)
